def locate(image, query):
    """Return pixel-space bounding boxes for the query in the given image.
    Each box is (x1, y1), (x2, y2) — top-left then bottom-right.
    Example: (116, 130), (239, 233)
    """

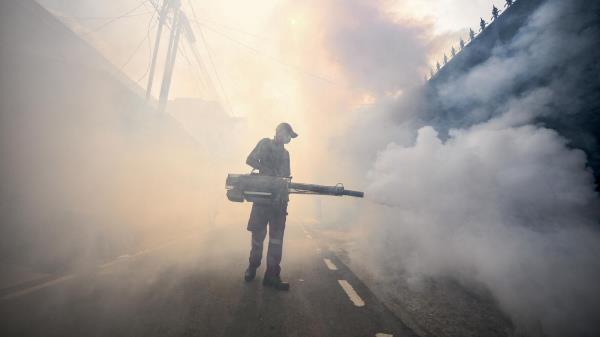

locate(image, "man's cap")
(276, 122), (298, 138)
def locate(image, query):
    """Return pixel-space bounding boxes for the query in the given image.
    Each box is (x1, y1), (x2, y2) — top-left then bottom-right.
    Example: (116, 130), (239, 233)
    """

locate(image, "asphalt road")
(0, 223), (416, 337)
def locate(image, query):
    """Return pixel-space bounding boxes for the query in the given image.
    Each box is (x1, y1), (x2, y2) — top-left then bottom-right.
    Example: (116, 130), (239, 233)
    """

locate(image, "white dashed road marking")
(338, 279), (365, 307)
(323, 258), (338, 270)
(375, 333), (393, 337)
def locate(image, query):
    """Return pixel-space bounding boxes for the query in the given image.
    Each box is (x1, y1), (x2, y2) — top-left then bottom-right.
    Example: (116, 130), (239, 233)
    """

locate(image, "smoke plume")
(345, 0), (600, 335)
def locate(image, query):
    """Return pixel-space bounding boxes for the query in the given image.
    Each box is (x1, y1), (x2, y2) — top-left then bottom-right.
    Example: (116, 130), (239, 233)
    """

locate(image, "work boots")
(244, 265), (257, 282)
(262, 274), (290, 291)
(246, 265), (289, 291)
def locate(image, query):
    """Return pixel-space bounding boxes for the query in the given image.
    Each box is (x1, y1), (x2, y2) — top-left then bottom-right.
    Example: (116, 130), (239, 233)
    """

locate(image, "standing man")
(244, 123), (298, 291)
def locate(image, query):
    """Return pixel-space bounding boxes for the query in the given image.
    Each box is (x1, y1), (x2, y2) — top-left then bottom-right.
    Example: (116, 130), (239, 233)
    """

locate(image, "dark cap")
(276, 122), (298, 138)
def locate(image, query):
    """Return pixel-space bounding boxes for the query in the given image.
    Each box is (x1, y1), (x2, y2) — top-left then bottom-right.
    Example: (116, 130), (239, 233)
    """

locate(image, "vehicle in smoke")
(225, 173), (364, 203)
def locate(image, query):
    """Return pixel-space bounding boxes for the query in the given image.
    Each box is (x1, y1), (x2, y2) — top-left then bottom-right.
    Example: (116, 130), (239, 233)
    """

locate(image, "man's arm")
(246, 138), (267, 171)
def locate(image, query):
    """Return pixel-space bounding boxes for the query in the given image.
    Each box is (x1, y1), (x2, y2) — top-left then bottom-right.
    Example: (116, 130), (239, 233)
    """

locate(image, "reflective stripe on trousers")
(247, 203), (287, 276)
(248, 225), (285, 276)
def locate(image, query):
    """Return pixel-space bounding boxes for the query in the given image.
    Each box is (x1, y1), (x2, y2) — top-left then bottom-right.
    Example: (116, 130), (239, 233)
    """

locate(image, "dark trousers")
(247, 202), (287, 276)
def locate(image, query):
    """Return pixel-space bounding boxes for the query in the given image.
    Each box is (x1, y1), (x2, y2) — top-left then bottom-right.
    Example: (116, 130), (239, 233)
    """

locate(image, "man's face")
(276, 130), (292, 144)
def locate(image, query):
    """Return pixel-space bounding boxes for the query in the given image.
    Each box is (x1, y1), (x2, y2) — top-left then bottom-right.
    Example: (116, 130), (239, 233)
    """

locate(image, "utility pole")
(146, 0), (219, 113)
(158, 1), (182, 112)
(145, 0), (169, 100)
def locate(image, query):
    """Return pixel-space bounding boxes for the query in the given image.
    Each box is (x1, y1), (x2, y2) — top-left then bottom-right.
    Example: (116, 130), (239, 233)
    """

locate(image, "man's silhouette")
(244, 123), (298, 291)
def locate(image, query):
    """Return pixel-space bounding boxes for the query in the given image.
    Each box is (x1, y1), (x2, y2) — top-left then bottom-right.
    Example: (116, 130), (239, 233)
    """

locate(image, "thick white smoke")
(340, 0), (600, 336)
(366, 123), (600, 336)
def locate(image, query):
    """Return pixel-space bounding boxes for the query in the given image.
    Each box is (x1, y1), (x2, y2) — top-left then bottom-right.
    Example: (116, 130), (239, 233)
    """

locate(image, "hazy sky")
(36, 0), (511, 197)
(393, 0), (507, 33)
(40, 0), (506, 115)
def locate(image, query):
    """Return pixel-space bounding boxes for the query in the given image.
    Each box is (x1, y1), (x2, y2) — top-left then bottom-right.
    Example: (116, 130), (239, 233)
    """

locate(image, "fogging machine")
(225, 173), (364, 203)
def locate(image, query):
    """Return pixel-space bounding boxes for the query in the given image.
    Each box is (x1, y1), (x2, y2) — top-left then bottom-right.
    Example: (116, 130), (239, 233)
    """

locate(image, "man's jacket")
(246, 138), (290, 178)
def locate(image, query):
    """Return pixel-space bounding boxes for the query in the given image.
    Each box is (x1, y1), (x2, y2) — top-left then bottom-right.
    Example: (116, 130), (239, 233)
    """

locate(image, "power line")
(198, 28), (234, 115)
(81, 0), (150, 36)
(183, 38), (220, 97)
(57, 11), (153, 21)
(163, 19), (211, 95)
(141, 1), (207, 100)
(144, 0), (344, 112)
(120, 11), (157, 72)
(187, 18), (341, 87)
(184, 13), (271, 42)
(136, 5), (159, 83)
(178, 41), (207, 97)
(159, 5), (222, 101)
(187, 0), (234, 115)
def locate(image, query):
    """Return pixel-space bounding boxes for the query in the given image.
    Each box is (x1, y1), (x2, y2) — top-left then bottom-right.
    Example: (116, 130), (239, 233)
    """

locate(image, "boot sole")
(262, 280), (290, 291)
(244, 269), (257, 282)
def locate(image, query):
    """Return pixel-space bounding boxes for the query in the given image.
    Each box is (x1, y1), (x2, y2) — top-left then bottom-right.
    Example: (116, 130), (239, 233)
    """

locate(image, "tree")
(443, 54), (448, 65)
(469, 28), (476, 41)
(492, 5), (500, 20)
(451, 46), (456, 57)
(436, 62), (441, 71)
(505, 0), (513, 8)
(480, 18), (487, 32)
(459, 38), (465, 50)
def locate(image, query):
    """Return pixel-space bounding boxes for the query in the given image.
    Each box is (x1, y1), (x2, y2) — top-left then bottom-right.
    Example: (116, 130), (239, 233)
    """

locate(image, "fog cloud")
(351, 0), (600, 335)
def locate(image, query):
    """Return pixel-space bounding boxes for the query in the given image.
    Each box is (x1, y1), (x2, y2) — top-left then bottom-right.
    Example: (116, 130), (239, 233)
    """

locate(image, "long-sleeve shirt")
(246, 138), (291, 178)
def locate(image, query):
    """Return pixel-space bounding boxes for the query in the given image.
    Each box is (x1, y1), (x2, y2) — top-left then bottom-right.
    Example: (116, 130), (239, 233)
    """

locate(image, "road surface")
(0, 223), (416, 337)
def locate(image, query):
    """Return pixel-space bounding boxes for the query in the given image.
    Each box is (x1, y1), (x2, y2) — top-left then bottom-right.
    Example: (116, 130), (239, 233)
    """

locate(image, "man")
(244, 122), (298, 291)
